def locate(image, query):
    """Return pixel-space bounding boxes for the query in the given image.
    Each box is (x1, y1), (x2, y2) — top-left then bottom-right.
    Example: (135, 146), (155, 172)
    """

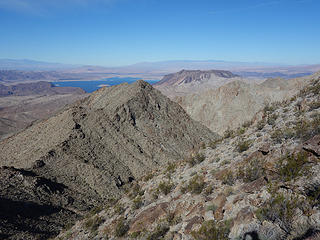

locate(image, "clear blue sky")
(0, 0), (319, 66)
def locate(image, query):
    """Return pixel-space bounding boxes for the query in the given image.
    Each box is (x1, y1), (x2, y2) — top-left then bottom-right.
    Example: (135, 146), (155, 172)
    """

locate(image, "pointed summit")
(0, 80), (217, 207)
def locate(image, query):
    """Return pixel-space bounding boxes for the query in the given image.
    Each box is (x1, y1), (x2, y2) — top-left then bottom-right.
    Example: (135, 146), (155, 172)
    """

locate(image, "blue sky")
(0, 0), (319, 66)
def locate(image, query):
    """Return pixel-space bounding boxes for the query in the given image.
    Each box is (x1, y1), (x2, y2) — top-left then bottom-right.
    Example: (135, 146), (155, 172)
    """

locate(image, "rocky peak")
(0, 80), (218, 239)
(57, 75), (320, 240)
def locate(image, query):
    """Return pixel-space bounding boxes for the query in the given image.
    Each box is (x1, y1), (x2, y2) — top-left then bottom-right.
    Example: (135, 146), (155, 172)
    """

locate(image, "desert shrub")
(187, 152), (206, 166)
(114, 218), (129, 237)
(88, 206), (103, 216)
(84, 216), (104, 233)
(237, 127), (246, 135)
(236, 139), (251, 153)
(264, 103), (276, 113)
(225, 186), (234, 196)
(181, 174), (206, 194)
(114, 203), (125, 215)
(237, 158), (265, 183)
(277, 151), (309, 182)
(257, 119), (266, 130)
(271, 129), (284, 144)
(130, 231), (141, 238)
(144, 172), (154, 182)
(267, 113), (278, 125)
(208, 139), (222, 149)
(132, 196), (143, 210)
(206, 204), (217, 213)
(128, 183), (144, 199)
(191, 220), (232, 240)
(221, 159), (231, 165)
(282, 127), (296, 140)
(146, 224), (170, 240)
(221, 170), (235, 186)
(224, 129), (234, 139)
(204, 185), (214, 196)
(166, 162), (176, 174)
(294, 117), (320, 141)
(166, 212), (182, 226)
(158, 181), (174, 195)
(256, 193), (301, 233)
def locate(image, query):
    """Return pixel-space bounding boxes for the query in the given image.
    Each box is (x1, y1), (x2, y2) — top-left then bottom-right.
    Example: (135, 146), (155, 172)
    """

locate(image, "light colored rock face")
(0, 80), (217, 207)
(175, 73), (318, 135)
(57, 76), (320, 240)
(154, 69), (247, 98)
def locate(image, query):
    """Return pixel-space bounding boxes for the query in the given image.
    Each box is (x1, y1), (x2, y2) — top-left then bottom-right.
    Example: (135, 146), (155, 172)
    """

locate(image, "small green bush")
(187, 152), (206, 166)
(257, 119), (266, 130)
(206, 204), (217, 213)
(271, 129), (283, 144)
(267, 113), (278, 125)
(264, 104), (276, 113)
(208, 139), (222, 149)
(128, 184), (144, 199)
(114, 218), (129, 237)
(158, 181), (174, 195)
(146, 224), (170, 240)
(237, 158), (265, 183)
(237, 127), (246, 135)
(256, 193), (301, 233)
(278, 151), (309, 182)
(84, 216), (104, 233)
(166, 162), (176, 174)
(166, 212), (182, 226)
(221, 170), (235, 186)
(236, 139), (251, 153)
(130, 231), (141, 238)
(181, 174), (206, 194)
(132, 196), (143, 210)
(114, 203), (125, 215)
(224, 129), (235, 139)
(204, 185), (214, 196)
(191, 220), (232, 240)
(144, 172), (154, 181)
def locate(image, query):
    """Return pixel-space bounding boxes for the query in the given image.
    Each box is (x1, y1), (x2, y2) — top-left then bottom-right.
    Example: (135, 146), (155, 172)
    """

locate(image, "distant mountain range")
(0, 59), (79, 71)
(1, 58), (320, 79)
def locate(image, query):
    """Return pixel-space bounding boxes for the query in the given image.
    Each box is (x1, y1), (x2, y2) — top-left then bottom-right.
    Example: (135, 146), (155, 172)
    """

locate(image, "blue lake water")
(52, 77), (159, 93)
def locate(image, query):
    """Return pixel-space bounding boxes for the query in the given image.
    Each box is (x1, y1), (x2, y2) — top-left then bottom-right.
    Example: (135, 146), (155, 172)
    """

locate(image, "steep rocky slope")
(57, 75), (320, 240)
(0, 80), (217, 239)
(154, 70), (245, 98)
(176, 73), (318, 134)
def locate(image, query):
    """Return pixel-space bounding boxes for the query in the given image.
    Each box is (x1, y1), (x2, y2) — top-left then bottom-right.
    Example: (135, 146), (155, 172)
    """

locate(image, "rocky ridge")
(0, 80), (217, 239)
(154, 70), (244, 98)
(175, 73), (319, 134)
(57, 76), (320, 240)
